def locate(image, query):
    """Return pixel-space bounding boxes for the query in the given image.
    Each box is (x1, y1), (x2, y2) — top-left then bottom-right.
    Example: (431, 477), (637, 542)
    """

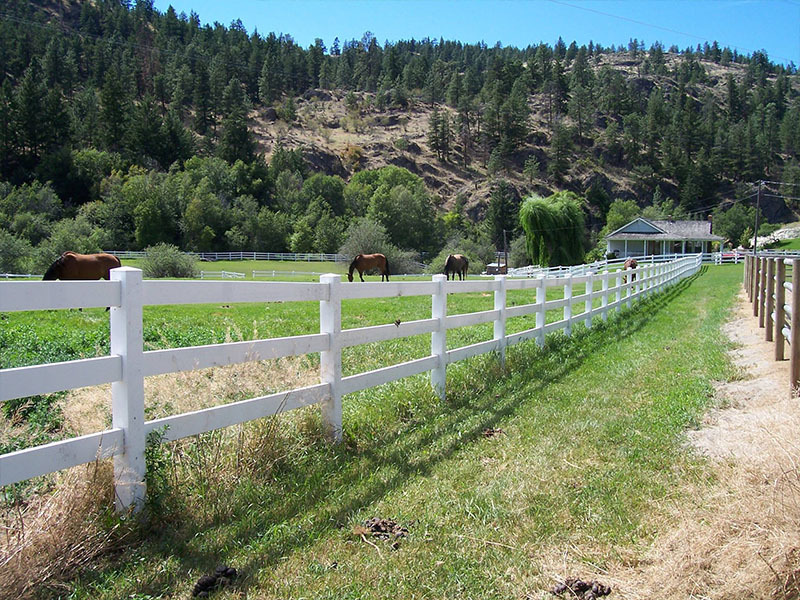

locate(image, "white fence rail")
(200, 270), (246, 279)
(0, 255), (703, 512)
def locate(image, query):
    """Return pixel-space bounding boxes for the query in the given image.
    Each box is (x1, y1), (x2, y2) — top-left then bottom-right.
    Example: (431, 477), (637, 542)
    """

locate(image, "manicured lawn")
(28, 264), (743, 599)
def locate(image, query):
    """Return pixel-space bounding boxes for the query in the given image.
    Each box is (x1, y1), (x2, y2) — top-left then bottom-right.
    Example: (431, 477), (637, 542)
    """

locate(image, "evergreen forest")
(1, 0), (799, 273)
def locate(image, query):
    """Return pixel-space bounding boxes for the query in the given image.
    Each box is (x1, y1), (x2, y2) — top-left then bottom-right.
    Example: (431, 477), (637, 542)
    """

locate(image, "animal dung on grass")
(192, 565), (237, 597)
(550, 577), (611, 599)
(482, 427), (505, 438)
(353, 517), (410, 550)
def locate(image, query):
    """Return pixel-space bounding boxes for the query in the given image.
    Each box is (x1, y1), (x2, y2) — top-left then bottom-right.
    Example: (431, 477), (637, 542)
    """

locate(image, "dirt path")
(613, 289), (800, 599)
(689, 289), (798, 465)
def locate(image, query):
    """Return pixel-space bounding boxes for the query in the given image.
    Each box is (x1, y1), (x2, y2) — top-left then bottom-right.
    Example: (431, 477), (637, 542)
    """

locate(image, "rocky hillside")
(250, 52), (799, 229)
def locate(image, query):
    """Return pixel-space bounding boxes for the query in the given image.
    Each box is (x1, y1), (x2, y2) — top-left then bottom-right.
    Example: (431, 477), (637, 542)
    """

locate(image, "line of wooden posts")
(744, 254), (800, 392)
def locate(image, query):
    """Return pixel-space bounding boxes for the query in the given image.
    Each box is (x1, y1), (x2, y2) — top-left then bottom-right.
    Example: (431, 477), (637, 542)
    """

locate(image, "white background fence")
(0, 255), (703, 511)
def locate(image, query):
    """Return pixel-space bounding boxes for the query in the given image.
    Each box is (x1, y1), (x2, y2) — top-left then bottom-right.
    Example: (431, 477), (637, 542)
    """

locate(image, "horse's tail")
(383, 256), (390, 275)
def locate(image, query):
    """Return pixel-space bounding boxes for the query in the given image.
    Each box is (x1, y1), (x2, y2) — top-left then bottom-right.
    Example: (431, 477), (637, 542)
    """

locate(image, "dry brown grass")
(0, 461), (123, 600)
(61, 355), (319, 437)
(1, 355), (322, 598)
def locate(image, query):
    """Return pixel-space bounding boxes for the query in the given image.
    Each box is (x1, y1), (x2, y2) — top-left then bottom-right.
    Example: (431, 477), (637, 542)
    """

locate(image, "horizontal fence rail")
(0, 256), (703, 512)
(744, 255), (800, 391)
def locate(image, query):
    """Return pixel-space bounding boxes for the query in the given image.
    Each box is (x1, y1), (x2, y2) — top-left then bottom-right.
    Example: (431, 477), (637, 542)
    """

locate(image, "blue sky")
(152, 0), (800, 67)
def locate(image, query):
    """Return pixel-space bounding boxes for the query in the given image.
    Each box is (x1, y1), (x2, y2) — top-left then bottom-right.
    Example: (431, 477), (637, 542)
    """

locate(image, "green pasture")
(766, 237), (800, 251)
(121, 258), (350, 281)
(1, 264), (746, 599)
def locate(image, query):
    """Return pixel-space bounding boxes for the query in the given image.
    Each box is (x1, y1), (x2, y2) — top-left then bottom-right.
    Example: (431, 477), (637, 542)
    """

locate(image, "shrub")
(426, 235), (495, 275)
(339, 217), (422, 275)
(141, 243), (198, 278)
(0, 230), (35, 274)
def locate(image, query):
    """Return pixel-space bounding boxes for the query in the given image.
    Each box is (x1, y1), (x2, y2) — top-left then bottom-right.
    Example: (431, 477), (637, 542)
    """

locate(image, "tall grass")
(0, 265), (749, 599)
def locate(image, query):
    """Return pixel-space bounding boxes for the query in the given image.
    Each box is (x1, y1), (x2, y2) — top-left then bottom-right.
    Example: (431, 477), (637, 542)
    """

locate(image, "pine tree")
(14, 60), (48, 163)
(218, 78), (256, 165)
(99, 64), (130, 151)
(193, 66), (213, 135)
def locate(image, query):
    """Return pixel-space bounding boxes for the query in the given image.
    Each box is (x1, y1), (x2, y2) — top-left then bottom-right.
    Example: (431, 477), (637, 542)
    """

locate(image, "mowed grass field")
(0, 265), (744, 599)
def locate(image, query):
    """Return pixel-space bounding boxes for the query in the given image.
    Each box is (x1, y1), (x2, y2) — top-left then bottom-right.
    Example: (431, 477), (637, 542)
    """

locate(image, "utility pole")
(503, 229), (508, 274)
(754, 180), (763, 257)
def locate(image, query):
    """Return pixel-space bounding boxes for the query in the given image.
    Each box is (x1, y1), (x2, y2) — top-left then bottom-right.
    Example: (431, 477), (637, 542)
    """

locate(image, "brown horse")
(43, 251), (121, 281)
(348, 253), (390, 282)
(623, 257), (638, 283)
(444, 254), (469, 281)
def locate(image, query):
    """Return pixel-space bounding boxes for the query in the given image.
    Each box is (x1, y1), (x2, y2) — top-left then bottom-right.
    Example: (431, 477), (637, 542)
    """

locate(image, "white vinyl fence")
(0, 255), (703, 512)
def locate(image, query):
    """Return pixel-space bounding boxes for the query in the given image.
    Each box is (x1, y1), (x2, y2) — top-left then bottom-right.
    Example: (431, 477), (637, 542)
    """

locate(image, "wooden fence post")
(776, 259), (786, 361)
(564, 274), (573, 336)
(744, 255), (750, 296)
(319, 274), (342, 442)
(585, 270), (593, 328)
(766, 258), (775, 342)
(431, 274), (447, 399)
(601, 270), (609, 321)
(110, 267), (146, 513)
(494, 275), (507, 368)
(792, 260), (800, 392)
(753, 256), (760, 316)
(759, 257), (767, 328)
(535, 276), (545, 347)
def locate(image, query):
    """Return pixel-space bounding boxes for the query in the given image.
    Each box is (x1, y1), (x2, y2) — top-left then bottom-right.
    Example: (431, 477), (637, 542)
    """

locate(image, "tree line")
(0, 0), (798, 272)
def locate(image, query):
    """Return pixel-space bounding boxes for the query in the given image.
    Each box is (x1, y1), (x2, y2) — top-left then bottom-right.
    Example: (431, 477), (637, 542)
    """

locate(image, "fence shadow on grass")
(82, 268), (707, 596)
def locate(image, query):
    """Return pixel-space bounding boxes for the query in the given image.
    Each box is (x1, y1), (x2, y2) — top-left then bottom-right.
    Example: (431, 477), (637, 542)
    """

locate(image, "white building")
(605, 218), (724, 258)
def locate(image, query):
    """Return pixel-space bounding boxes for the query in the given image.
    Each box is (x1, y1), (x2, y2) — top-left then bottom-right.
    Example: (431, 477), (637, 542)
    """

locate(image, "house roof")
(606, 218), (724, 241)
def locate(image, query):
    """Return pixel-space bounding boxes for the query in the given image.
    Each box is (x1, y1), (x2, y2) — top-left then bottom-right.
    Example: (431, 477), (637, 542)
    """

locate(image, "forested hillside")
(1, 0), (799, 273)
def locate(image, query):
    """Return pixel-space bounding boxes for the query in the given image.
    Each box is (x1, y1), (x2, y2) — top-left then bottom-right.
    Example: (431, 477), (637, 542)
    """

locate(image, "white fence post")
(565, 274), (573, 336)
(110, 267), (146, 513)
(431, 274), (447, 399)
(319, 274), (342, 442)
(601, 270), (609, 321)
(585, 271), (594, 328)
(494, 275), (507, 368)
(616, 270), (622, 311)
(535, 276), (545, 347)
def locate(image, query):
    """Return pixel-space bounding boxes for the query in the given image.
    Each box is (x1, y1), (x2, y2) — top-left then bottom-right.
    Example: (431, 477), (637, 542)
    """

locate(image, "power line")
(545, 0), (796, 64)
(764, 192), (800, 201)
(762, 179), (800, 187)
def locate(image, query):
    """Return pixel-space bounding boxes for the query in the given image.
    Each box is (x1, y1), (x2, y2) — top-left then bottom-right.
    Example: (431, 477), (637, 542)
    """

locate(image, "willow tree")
(519, 191), (586, 266)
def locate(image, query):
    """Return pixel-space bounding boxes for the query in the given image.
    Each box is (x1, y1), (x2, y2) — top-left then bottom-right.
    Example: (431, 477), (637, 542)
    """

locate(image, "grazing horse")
(623, 257), (638, 283)
(43, 251), (121, 281)
(348, 253), (390, 282)
(444, 254), (469, 281)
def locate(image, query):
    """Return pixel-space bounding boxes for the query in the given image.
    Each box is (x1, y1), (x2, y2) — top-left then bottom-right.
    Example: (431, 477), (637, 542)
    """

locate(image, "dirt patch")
(688, 289), (799, 464)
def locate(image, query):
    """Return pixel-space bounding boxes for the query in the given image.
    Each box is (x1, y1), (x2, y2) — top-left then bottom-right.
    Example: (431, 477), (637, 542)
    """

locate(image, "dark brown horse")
(623, 257), (638, 283)
(444, 254), (469, 281)
(43, 251), (121, 281)
(348, 253), (390, 282)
